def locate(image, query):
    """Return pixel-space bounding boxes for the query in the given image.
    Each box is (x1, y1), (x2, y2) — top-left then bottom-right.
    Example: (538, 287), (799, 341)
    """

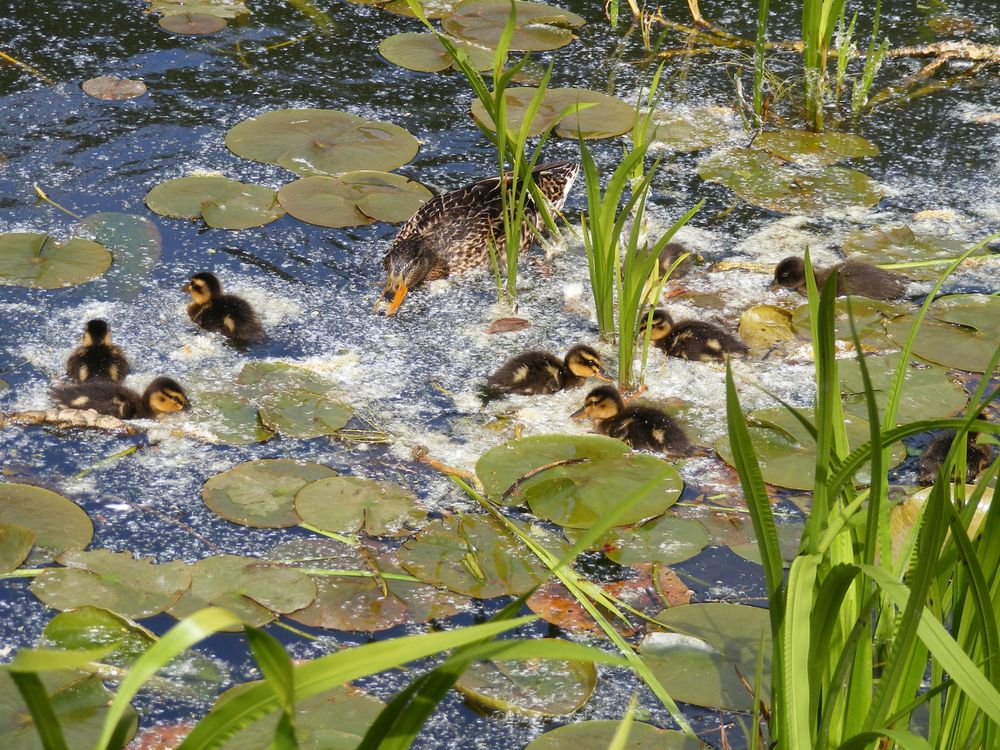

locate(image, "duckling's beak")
(768, 280), (782, 292)
(593, 370), (613, 383)
(376, 275), (408, 316)
(182, 283), (192, 293)
(570, 405), (590, 421)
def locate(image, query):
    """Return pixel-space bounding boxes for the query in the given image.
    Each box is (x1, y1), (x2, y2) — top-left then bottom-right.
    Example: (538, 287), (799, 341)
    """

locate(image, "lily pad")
(885, 295), (1000, 373)
(790, 296), (908, 349)
(237, 361), (353, 438)
(697, 147), (883, 215)
(518, 453), (684, 529)
(738, 304), (797, 348)
(159, 13), (228, 34)
(185, 388), (275, 445)
(755, 129), (879, 166)
(442, 0), (584, 52)
(455, 647), (596, 716)
(526, 720), (706, 749)
(839, 353), (968, 424)
(0, 484), (93, 563)
(0, 232), (112, 288)
(715, 407), (906, 490)
(471, 87), (635, 139)
(842, 226), (970, 281)
(144, 176), (285, 230)
(378, 31), (496, 73)
(150, 0), (249, 18)
(79, 212), (162, 301)
(202, 458), (337, 528)
(730, 521), (803, 566)
(81, 76), (147, 100)
(349, 171), (434, 222)
(30, 550), (192, 619)
(601, 514), (708, 567)
(0, 523), (35, 573)
(643, 107), (735, 153)
(42, 607), (155, 667)
(225, 109), (419, 176)
(277, 171), (431, 228)
(295, 476), (427, 537)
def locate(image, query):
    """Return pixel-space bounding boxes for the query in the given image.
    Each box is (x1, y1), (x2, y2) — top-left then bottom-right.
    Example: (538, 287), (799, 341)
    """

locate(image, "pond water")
(1, 0), (998, 747)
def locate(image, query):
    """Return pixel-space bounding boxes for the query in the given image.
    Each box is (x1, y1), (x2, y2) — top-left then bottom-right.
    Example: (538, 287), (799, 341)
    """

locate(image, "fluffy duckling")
(377, 161), (578, 315)
(639, 309), (747, 362)
(184, 272), (266, 343)
(658, 241), (693, 280)
(65, 319), (129, 383)
(483, 344), (609, 399)
(917, 431), (995, 485)
(52, 376), (189, 420)
(572, 385), (691, 455)
(770, 256), (907, 300)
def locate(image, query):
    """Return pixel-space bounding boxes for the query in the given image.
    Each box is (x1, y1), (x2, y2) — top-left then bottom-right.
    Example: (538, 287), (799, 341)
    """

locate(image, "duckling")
(377, 161), (579, 315)
(639, 309), (747, 362)
(184, 272), (266, 343)
(65, 319), (129, 383)
(52, 376), (189, 420)
(572, 385), (690, 455)
(769, 256), (907, 300)
(483, 344), (609, 399)
(917, 431), (995, 485)
(658, 241), (693, 280)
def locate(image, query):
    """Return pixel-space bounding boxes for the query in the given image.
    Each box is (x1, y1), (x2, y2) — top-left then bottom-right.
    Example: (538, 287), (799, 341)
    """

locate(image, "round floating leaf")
(159, 13), (228, 34)
(82, 76), (147, 100)
(601, 514), (708, 566)
(839, 353), (968, 424)
(169, 555), (317, 628)
(0, 483), (93, 562)
(225, 109), (419, 176)
(43, 607), (155, 667)
(842, 226), (970, 281)
(202, 459), (337, 528)
(378, 31), (495, 72)
(526, 720), (706, 749)
(145, 176), (285, 229)
(456, 647), (596, 716)
(715, 408), (905, 490)
(886, 294), (1000, 373)
(697, 147), (883, 215)
(791, 296), (908, 349)
(277, 175), (372, 228)
(472, 87), (634, 139)
(399, 514), (560, 597)
(730, 520), (803, 566)
(0, 523), (35, 573)
(755, 129), (879, 166)
(476, 434), (630, 500)
(643, 107), (735, 153)
(79, 212), (162, 301)
(31, 550), (191, 619)
(443, 0), (584, 51)
(520, 453), (684, 529)
(738, 304), (797, 348)
(151, 0), (249, 18)
(186, 388), (275, 445)
(236, 361), (353, 438)
(295, 476), (427, 537)
(0, 232), (112, 288)
(346, 170), (433, 223)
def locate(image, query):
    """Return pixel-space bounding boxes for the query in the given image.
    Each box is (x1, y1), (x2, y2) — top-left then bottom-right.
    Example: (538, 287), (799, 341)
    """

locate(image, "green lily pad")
(0, 523), (35, 573)
(476, 434), (630, 500)
(642, 107), (735, 153)
(225, 109), (419, 176)
(790, 296), (908, 349)
(0, 232), (112, 288)
(378, 31), (496, 73)
(380, 0), (461, 17)
(295, 476), (427, 537)
(349, 171), (434, 222)
(842, 226), (971, 281)
(715, 407), (906, 490)
(886, 295), (1000, 373)
(278, 171), (431, 227)
(442, 0), (584, 52)
(519, 453), (684, 529)
(526, 721), (706, 749)
(168, 555), (317, 628)
(456, 647), (596, 716)
(601, 514), (708, 567)
(755, 129), (879, 166)
(839, 353), (968, 424)
(42, 607), (155, 667)
(30, 550), (192, 619)
(0, 484), (93, 563)
(237, 362), (353, 439)
(730, 521), (803, 566)
(399, 514), (560, 598)
(202, 458), (337, 528)
(471, 87), (635, 139)
(185, 388), (275, 445)
(150, 0), (249, 18)
(79, 213), (162, 301)
(144, 176), (285, 230)
(159, 13), (228, 34)
(697, 147), (883, 215)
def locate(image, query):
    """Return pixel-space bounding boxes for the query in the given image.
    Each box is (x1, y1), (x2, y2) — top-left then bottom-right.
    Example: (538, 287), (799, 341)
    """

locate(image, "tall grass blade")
(6, 671), (69, 750)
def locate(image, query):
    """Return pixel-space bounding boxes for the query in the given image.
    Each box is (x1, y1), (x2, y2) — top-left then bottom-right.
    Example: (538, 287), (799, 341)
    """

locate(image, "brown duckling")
(639, 309), (747, 362)
(571, 385), (691, 455)
(917, 431), (995, 485)
(483, 344), (610, 399)
(52, 376), (189, 420)
(770, 256), (907, 300)
(658, 241), (693, 280)
(66, 319), (129, 383)
(184, 272), (266, 343)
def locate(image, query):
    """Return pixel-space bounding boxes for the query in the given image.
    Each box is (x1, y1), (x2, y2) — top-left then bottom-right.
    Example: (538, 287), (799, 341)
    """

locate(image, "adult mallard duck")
(639, 309), (747, 362)
(770, 256), (907, 300)
(377, 160), (579, 315)
(483, 344), (609, 399)
(66, 319), (129, 383)
(571, 385), (691, 455)
(52, 376), (189, 420)
(184, 272), (267, 343)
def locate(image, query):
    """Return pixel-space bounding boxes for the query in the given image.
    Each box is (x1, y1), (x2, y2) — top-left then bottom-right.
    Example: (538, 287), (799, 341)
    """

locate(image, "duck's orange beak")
(376, 275), (408, 316)
(570, 405), (590, 421)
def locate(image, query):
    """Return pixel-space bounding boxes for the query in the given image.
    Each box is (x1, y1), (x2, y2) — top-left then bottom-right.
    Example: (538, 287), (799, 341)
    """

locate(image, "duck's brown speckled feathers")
(770, 256), (907, 300)
(572, 385), (691, 455)
(52, 376), (190, 420)
(379, 161), (579, 315)
(66, 319), (129, 383)
(185, 272), (266, 343)
(917, 431), (995, 484)
(484, 344), (607, 399)
(640, 309), (747, 362)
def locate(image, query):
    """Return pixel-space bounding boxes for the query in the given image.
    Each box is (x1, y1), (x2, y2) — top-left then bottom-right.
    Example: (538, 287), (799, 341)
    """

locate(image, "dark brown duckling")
(66, 319), (129, 383)
(769, 256), (907, 300)
(184, 272), (266, 343)
(639, 309), (747, 362)
(571, 385), (691, 455)
(483, 344), (610, 399)
(52, 376), (190, 420)
(658, 241), (693, 280)
(917, 431), (995, 484)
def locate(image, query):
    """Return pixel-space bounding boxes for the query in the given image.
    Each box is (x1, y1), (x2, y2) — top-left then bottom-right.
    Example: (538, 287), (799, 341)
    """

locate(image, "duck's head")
(770, 257), (805, 292)
(184, 272), (222, 304)
(376, 238), (433, 316)
(144, 377), (190, 415)
(658, 242), (689, 276)
(571, 385), (625, 422)
(564, 345), (612, 381)
(82, 319), (112, 346)
(638, 309), (674, 341)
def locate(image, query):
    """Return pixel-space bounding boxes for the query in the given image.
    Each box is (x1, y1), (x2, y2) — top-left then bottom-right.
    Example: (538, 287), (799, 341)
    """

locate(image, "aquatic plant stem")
(273, 620), (318, 641)
(0, 50), (53, 84)
(33, 184), (82, 220)
(74, 445), (142, 479)
(297, 523), (358, 546)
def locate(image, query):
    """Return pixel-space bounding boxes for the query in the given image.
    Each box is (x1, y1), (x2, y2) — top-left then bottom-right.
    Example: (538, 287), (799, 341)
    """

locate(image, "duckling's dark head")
(571, 385), (625, 422)
(564, 345), (611, 380)
(638, 309), (674, 341)
(144, 377), (190, 415)
(377, 238), (433, 316)
(82, 319), (111, 346)
(770, 257), (806, 292)
(185, 272), (222, 304)
(658, 242), (691, 277)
